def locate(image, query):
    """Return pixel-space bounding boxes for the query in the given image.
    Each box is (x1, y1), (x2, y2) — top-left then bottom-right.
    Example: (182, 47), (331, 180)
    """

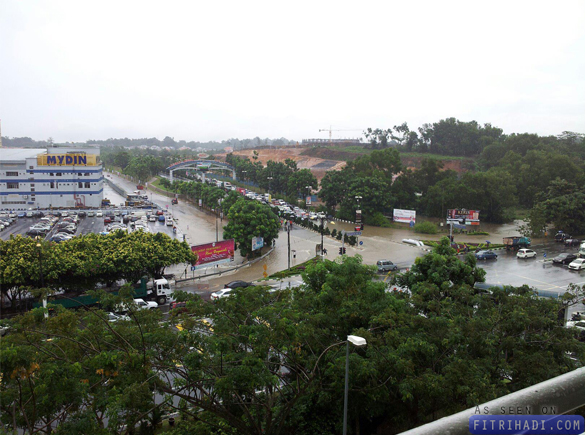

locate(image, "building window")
(51, 182), (55, 189)
(85, 173), (90, 176)
(79, 173), (83, 177)
(56, 173), (62, 176)
(30, 184), (35, 187)
(78, 182), (83, 188)
(7, 182), (19, 189)
(85, 182), (90, 188)
(31, 188), (35, 192)
(6, 171), (18, 176)
(29, 166), (34, 169)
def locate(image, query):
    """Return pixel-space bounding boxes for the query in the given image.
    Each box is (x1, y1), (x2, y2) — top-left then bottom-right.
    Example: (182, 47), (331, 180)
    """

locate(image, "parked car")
(565, 239), (581, 247)
(553, 253), (578, 265)
(158, 215), (165, 222)
(210, 289), (233, 301)
(149, 215), (157, 222)
(568, 258), (585, 271)
(517, 249), (537, 259)
(225, 280), (252, 289)
(87, 211), (95, 217)
(377, 260), (398, 273)
(166, 218), (173, 226)
(77, 211), (87, 218)
(96, 210), (103, 217)
(18, 212), (26, 218)
(475, 250), (498, 260)
(104, 217), (112, 224)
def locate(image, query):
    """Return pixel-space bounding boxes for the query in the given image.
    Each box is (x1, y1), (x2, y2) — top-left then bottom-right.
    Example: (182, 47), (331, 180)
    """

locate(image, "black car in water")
(225, 280), (252, 289)
(552, 253), (578, 265)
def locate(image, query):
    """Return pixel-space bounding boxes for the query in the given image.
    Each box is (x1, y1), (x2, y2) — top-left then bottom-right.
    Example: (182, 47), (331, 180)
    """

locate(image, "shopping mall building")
(0, 148), (103, 209)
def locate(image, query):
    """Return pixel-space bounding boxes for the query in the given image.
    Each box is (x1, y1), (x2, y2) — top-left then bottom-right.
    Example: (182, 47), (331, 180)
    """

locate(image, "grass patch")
(265, 256), (323, 279)
(422, 240), (505, 251)
(152, 177), (174, 192)
(467, 231), (490, 236)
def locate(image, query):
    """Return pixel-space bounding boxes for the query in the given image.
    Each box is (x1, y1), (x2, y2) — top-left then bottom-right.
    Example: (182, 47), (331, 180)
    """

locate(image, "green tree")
(223, 198), (280, 257)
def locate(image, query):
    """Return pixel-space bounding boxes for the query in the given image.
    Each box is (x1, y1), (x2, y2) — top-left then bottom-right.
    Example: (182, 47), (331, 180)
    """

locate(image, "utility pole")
(287, 223), (291, 269)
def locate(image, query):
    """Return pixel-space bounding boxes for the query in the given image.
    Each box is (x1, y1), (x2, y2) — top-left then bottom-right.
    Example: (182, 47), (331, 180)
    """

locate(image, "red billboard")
(447, 209), (480, 225)
(191, 239), (235, 269)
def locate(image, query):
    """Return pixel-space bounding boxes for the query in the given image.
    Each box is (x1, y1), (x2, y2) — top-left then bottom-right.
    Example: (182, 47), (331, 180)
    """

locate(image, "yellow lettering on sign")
(38, 154), (100, 166)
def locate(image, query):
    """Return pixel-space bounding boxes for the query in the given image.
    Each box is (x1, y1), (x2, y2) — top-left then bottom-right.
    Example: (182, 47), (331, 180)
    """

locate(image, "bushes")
(414, 221), (438, 234)
(367, 212), (391, 227)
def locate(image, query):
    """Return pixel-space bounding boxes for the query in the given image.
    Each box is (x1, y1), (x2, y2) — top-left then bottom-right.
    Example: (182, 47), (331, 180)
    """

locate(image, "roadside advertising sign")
(191, 239), (235, 269)
(356, 209), (362, 224)
(393, 209), (416, 224)
(306, 196), (312, 205)
(447, 209), (480, 225)
(252, 236), (264, 251)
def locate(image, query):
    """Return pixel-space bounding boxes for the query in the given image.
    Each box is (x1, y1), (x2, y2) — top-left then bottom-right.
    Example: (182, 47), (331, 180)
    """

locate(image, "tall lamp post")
(35, 237), (47, 319)
(319, 216), (335, 258)
(343, 335), (367, 435)
(267, 176), (273, 194)
(355, 196), (362, 228)
(215, 198), (223, 242)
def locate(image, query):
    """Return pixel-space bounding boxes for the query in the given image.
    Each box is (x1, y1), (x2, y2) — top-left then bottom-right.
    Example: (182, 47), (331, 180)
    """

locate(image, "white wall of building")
(0, 148), (103, 210)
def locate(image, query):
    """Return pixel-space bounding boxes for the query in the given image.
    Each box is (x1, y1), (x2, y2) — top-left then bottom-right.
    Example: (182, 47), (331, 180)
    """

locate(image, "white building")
(0, 148), (103, 209)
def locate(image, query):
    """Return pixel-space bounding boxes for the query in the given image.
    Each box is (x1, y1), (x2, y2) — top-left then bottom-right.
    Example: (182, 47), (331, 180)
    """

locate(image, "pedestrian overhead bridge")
(166, 160), (236, 183)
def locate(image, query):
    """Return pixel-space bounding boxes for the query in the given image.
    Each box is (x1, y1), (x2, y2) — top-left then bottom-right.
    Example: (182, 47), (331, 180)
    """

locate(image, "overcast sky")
(1, 0), (584, 143)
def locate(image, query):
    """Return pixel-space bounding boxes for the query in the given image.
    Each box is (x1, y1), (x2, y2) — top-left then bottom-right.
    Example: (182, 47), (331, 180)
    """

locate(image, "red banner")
(191, 240), (235, 269)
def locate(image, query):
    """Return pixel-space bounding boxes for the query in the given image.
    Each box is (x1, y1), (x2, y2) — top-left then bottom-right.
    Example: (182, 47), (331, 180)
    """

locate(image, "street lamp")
(35, 237), (48, 319)
(343, 335), (367, 435)
(267, 176), (273, 194)
(215, 198), (223, 242)
(355, 196), (363, 229)
(319, 216), (335, 258)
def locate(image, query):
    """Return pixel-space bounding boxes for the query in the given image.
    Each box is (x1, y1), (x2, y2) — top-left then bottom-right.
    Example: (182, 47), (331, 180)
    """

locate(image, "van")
(377, 260), (398, 273)
(223, 182), (232, 189)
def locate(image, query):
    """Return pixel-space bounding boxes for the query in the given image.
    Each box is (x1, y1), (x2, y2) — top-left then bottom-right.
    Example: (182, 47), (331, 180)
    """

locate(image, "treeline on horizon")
(1, 135), (296, 150)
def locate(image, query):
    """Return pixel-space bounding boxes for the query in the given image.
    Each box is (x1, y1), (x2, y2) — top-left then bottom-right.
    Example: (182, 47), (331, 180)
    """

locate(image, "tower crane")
(318, 126), (363, 144)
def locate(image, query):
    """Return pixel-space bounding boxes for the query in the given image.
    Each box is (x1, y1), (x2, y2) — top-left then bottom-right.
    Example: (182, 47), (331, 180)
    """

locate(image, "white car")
(96, 210), (103, 217)
(210, 289), (233, 301)
(134, 298), (158, 310)
(87, 211), (95, 217)
(517, 249), (536, 259)
(568, 258), (585, 271)
(149, 215), (157, 222)
(8, 212), (16, 218)
(166, 218), (174, 226)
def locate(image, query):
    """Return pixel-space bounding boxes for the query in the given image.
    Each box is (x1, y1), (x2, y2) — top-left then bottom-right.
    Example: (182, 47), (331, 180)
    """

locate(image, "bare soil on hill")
(216, 146), (471, 179)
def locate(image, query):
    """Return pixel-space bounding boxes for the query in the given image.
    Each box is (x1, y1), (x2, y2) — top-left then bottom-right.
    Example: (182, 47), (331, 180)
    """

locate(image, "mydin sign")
(38, 154), (98, 166)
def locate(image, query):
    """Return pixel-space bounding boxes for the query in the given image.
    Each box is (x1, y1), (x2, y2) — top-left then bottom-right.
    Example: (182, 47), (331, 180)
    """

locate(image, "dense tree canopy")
(2, 245), (583, 434)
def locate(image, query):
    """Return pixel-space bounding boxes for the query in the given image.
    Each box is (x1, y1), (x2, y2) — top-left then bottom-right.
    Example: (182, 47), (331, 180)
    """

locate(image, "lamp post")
(355, 196), (362, 227)
(267, 176), (273, 194)
(343, 335), (367, 435)
(215, 198), (222, 243)
(35, 237), (47, 319)
(319, 216), (335, 258)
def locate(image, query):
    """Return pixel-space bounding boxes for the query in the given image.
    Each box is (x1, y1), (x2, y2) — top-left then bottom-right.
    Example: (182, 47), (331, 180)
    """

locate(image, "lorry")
(580, 242), (585, 258)
(503, 236), (531, 251)
(33, 277), (175, 310)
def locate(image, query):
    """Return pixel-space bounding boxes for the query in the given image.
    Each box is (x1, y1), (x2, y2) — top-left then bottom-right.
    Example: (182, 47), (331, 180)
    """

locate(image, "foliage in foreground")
(1, 239), (584, 434)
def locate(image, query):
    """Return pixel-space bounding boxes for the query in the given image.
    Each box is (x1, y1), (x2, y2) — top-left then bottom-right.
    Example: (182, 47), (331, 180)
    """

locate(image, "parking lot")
(0, 208), (183, 242)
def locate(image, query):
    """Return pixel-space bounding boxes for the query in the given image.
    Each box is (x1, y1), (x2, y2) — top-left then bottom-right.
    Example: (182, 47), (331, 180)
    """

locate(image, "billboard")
(191, 239), (235, 269)
(38, 153), (99, 166)
(306, 196), (312, 205)
(393, 209), (416, 224)
(356, 209), (362, 224)
(447, 209), (480, 225)
(252, 236), (264, 251)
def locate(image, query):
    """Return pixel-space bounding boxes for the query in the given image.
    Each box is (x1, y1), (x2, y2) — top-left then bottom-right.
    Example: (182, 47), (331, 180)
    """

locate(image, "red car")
(156, 210), (164, 216)
(104, 217), (112, 224)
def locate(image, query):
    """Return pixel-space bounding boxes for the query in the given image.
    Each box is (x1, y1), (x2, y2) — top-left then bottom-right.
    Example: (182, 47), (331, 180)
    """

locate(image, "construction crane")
(318, 126), (363, 144)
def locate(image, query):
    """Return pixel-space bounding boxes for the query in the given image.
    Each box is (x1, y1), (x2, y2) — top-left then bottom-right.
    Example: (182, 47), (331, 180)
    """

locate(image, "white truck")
(579, 242), (585, 258)
(145, 277), (175, 305)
